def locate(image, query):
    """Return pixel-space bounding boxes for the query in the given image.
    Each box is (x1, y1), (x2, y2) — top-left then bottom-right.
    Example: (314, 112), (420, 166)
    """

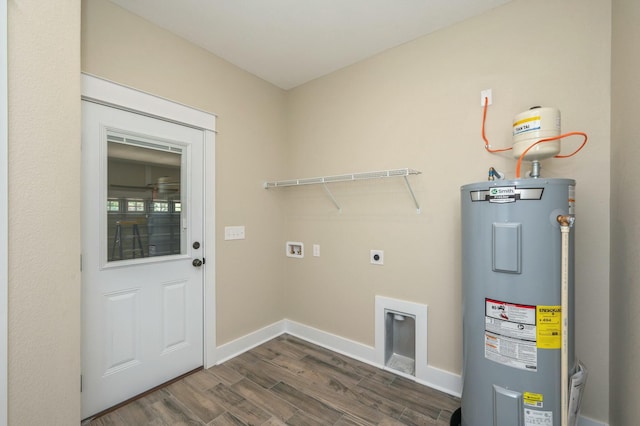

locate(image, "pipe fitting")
(557, 215), (575, 227)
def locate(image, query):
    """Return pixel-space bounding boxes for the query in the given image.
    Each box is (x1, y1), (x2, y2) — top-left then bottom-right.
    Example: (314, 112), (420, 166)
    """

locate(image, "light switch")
(224, 226), (245, 240)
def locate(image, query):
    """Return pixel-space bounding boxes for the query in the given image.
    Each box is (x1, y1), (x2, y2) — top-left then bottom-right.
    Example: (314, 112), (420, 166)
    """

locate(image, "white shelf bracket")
(403, 175), (421, 214)
(322, 183), (342, 212)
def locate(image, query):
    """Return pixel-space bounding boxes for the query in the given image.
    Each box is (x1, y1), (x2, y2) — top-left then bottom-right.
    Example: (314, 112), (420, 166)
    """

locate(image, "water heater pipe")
(557, 215), (574, 426)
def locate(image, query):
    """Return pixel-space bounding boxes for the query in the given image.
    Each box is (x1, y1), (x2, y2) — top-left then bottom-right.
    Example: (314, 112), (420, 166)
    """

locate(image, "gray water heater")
(459, 178), (576, 426)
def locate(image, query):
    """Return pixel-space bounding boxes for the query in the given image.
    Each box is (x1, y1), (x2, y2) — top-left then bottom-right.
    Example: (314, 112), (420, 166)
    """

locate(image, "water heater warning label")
(484, 299), (537, 371)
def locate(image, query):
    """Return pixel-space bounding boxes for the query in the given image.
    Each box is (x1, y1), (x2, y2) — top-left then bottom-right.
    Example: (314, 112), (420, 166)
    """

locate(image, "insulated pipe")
(557, 215), (573, 426)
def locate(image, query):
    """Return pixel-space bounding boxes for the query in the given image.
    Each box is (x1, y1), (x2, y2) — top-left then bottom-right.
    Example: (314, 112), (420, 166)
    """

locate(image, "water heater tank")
(512, 107), (561, 161)
(459, 178), (576, 426)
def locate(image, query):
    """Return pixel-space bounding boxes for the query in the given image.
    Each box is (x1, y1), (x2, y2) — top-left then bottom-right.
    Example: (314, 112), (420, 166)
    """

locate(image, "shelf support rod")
(403, 176), (421, 214)
(322, 183), (342, 212)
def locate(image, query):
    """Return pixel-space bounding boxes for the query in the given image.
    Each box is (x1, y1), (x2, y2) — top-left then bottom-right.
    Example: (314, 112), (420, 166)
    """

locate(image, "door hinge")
(80, 374), (83, 392)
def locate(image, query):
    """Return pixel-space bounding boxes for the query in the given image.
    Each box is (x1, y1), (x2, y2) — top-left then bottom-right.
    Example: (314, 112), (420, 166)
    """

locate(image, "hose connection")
(557, 215), (575, 228)
(488, 167), (504, 181)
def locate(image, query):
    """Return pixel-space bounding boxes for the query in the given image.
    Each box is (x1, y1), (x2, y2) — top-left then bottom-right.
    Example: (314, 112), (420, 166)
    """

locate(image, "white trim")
(80, 73), (218, 370)
(0, 0), (8, 424)
(285, 319), (376, 362)
(215, 320), (286, 365)
(203, 128), (217, 368)
(81, 74), (216, 131)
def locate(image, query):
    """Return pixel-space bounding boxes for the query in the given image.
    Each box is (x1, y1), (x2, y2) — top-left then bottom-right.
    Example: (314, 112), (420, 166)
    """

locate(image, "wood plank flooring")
(87, 334), (460, 426)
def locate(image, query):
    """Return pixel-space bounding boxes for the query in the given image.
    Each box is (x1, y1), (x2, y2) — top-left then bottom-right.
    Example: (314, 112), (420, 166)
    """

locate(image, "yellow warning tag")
(537, 306), (561, 349)
(524, 392), (544, 408)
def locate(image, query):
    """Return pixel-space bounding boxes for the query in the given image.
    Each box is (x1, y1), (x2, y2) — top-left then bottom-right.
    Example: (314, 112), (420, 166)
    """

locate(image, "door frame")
(1, 1), (8, 424)
(81, 73), (217, 369)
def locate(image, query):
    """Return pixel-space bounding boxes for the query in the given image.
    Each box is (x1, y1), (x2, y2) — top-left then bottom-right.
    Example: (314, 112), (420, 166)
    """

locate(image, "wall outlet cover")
(371, 250), (384, 265)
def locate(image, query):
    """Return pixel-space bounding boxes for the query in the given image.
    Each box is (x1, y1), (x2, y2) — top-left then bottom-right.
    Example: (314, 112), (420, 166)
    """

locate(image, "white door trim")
(1, 1), (8, 424)
(81, 73), (217, 368)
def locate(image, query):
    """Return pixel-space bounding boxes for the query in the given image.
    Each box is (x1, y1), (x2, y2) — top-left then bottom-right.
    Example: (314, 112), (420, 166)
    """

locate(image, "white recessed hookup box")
(286, 241), (304, 258)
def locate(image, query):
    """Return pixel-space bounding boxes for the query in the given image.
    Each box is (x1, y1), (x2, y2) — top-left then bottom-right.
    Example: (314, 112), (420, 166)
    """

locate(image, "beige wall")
(8, 0), (81, 424)
(76, 0), (614, 424)
(5, 0), (620, 424)
(286, 0), (610, 422)
(81, 0), (288, 345)
(610, 0), (640, 423)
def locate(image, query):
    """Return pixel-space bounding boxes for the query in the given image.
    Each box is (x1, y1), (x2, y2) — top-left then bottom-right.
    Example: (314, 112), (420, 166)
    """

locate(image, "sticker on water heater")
(484, 332), (537, 372)
(523, 392), (544, 408)
(568, 185), (576, 215)
(524, 409), (553, 426)
(485, 299), (538, 371)
(486, 299), (536, 325)
(536, 306), (562, 349)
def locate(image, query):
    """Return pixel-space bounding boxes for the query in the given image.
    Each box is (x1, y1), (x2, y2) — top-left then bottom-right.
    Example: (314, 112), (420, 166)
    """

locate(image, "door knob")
(192, 259), (203, 267)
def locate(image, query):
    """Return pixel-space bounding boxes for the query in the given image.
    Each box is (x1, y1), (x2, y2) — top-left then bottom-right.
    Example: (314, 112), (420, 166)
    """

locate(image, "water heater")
(458, 178), (576, 426)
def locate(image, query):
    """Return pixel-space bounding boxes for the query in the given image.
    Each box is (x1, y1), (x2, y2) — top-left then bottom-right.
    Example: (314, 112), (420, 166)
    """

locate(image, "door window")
(106, 132), (185, 262)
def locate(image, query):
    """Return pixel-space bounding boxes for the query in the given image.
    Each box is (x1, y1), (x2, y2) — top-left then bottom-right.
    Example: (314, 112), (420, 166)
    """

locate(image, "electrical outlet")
(370, 250), (384, 265)
(481, 89), (492, 106)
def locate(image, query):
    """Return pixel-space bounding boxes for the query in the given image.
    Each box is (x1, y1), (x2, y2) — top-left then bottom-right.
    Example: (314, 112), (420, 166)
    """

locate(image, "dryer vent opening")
(375, 295), (427, 380)
(384, 310), (416, 376)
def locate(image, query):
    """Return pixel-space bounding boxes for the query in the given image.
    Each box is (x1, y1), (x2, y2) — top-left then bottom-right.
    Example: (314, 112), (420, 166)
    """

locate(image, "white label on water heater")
(524, 409), (553, 426)
(484, 299), (538, 371)
(568, 185), (576, 215)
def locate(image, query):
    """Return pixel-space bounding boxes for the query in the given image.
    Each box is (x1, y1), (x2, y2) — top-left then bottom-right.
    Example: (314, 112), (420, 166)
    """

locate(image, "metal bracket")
(403, 175), (421, 214)
(322, 183), (342, 212)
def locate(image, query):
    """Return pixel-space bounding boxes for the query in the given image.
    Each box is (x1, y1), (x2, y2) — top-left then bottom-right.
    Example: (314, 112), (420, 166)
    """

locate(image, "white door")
(81, 101), (204, 418)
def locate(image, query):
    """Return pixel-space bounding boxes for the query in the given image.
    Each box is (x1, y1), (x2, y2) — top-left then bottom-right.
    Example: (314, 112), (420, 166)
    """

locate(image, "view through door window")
(107, 132), (184, 262)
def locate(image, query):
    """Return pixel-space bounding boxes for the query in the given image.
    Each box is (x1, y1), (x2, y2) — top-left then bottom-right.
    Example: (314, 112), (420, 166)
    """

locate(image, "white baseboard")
(214, 319), (607, 426)
(284, 319), (376, 363)
(214, 319), (285, 364)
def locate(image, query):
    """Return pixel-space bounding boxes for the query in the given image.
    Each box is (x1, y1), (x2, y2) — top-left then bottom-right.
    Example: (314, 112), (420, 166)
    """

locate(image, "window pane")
(107, 135), (183, 262)
(127, 200), (145, 212)
(107, 200), (120, 212)
(152, 201), (169, 212)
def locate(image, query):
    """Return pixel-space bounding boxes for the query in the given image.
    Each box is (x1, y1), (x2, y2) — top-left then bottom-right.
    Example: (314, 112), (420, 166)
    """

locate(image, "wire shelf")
(264, 168), (422, 213)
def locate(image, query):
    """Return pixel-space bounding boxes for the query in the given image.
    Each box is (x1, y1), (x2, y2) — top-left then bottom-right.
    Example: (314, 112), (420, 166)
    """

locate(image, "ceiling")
(109, 0), (513, 90)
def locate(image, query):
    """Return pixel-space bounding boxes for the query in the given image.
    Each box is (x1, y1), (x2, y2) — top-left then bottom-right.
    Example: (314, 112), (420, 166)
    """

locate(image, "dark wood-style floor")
(87, 334), (460, 425)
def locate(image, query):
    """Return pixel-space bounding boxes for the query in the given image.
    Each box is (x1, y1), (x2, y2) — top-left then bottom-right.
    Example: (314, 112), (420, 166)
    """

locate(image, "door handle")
(192, 259), (203, 267)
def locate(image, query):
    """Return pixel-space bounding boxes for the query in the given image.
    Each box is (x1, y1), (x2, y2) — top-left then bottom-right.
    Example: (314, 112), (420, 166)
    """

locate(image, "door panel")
(104, 289), (140, 374)
(163, 280), (188, 351)
(81, 101), (204, 418)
